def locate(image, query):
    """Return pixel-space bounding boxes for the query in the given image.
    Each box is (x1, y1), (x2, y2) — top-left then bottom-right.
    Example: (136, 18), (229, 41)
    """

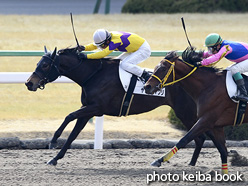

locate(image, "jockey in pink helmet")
(77, 29), (151, 82)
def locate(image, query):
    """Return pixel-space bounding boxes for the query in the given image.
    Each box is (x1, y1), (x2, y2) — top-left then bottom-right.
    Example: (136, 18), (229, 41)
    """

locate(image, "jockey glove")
(196, 61), (202, 67)
(78, 53), (87, 60)
(77, 45), (85, 52)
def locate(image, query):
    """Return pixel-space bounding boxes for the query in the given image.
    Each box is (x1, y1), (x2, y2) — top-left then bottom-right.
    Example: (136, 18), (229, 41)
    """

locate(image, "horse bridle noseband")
(151, 59), (197, 89)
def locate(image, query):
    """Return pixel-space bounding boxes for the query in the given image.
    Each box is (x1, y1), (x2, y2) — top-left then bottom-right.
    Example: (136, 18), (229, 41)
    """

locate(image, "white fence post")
(94, 116), (104, 149)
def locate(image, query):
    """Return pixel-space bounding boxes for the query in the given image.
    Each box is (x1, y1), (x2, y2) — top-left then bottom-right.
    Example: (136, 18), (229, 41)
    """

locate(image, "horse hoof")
(47, 158), (57, 166)
(151, 159), (161, 167)
(189, 163), (196, 166)
(49, 142), (57, 149)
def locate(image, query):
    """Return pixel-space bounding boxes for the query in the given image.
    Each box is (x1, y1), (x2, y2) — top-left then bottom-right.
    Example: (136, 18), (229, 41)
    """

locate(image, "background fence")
(0, 50), (183, 83)
(0, 50), (183, 57)
(0, 51), (109, 83)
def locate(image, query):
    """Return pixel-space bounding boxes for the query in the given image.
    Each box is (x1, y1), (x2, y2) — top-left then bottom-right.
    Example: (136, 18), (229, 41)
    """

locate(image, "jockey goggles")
(99, 42), (107, 48)
(207, 45), (220, 54)
(96, 38), (110, 49)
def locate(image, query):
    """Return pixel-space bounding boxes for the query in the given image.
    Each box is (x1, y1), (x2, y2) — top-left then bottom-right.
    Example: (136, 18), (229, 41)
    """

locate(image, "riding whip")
(70, 13), (80, 47)
(181, 17), (193, 49)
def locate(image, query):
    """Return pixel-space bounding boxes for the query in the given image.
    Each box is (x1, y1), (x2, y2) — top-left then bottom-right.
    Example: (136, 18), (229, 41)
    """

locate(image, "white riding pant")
(228, 59), (248, 75)
(116, 40), (151, 77)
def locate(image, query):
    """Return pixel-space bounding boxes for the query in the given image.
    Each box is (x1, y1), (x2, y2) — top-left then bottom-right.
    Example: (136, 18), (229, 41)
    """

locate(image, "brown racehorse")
(25, 47), (222, 167)
(144, 47), (243, 174)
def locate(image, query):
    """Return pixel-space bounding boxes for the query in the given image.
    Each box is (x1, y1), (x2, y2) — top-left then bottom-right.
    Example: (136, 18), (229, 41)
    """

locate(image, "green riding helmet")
(205, 33), (223, 47)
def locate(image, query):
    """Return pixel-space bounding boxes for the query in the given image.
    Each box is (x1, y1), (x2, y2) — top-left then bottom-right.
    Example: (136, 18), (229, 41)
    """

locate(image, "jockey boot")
(141, 70), (151, 83)
(235, 78), (248, 102)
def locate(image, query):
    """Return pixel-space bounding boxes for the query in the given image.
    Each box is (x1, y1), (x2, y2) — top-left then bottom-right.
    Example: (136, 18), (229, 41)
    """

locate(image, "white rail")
(0, 72), (73, 83)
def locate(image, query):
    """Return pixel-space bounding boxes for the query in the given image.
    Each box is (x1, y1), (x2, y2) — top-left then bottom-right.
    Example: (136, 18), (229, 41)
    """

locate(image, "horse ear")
(51, 47), (57, 59)
(44, 46), (48, 54)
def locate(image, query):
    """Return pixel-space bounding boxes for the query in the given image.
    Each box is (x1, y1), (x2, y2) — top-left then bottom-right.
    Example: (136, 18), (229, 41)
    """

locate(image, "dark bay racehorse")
(25, 47), (219, 166)
(144, 48), (244, 174)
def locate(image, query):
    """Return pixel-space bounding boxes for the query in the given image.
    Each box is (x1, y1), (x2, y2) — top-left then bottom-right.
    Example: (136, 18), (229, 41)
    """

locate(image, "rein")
(55, 53), (103, 86)
(81, 60), (103, 86)
(152, 59), (197, 88)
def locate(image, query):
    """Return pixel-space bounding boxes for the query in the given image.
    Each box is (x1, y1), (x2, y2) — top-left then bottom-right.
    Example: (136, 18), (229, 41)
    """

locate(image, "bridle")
(34, 55), (60, 90)
(151, 59), (197, 89)
(34, 51), (103, 89)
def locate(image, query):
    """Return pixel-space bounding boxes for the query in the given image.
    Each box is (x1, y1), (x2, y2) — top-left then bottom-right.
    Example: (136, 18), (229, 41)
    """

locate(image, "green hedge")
(122, 0), (248, 13)
(168, 109), (187, 131)
(168, 108), (248, 140)
(224, 125), (248, 140)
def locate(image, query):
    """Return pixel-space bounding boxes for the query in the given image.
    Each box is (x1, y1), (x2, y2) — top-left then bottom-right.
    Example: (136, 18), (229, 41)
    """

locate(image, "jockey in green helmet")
(199, 33), (248, 102)
(205, 33), (223, 54)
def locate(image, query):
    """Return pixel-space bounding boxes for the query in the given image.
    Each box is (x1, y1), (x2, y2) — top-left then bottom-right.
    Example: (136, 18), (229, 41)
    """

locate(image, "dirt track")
(0, 119), (247, 185)
(0, 147), (247, 186)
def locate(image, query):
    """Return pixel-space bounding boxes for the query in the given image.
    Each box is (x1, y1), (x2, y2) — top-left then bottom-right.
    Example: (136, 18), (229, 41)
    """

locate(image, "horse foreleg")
(49, 105), (97, 149)
(151, 118), (208, 167)
(47, 117), (90, 166)
(47, 105), (100, 166)
(151, 146), (178, 167)
(49, 113), (76, 149)
(189, 134), (206, 166)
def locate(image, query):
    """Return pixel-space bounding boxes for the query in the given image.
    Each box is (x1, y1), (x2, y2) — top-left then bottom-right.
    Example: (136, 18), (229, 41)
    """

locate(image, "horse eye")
(42, 63), (49, 68)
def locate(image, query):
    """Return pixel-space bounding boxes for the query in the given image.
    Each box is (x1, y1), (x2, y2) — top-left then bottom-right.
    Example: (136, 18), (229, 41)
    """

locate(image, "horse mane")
(58, 47), (78, 55)
(181, 46), (221, 73)
(165, 50), (179, 60)
(58, 47), (120, 64)
(182, 46), (203, 64)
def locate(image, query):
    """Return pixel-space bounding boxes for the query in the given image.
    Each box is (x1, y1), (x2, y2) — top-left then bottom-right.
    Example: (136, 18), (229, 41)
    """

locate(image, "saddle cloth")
(119, 66), (166, 97)
(226, 70), (248, 126)
(226, 70), (248, 102)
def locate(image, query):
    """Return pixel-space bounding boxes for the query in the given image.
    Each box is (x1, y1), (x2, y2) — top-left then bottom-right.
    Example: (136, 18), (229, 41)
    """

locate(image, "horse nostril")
(25, 82), (33, 88)
(144, 85), (151, 91)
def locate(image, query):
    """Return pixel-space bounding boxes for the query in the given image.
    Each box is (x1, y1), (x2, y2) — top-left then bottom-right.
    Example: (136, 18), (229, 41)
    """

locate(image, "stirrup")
(141, 71), (151, 83)
(233, 95), (248, 102)
(142, 76), (150, 83)
(231, 96), (239, 101)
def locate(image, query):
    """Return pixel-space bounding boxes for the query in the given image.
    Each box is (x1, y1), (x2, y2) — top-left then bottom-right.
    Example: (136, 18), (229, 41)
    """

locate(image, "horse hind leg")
(207, 128), (228, 174)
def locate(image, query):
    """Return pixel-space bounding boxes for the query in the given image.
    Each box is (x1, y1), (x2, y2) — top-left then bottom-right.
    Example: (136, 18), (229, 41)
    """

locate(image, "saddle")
(118, 66), (166, 116)
(226, 70), (248, 126)
(119, 67), (166, 97)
